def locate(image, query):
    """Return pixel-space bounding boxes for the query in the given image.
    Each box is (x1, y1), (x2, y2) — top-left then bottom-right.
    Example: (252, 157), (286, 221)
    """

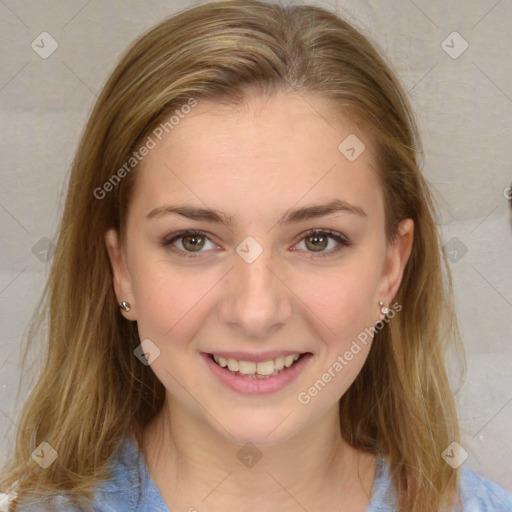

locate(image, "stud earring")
(119, 301), (131, 312)
(379, 301), (389, 315)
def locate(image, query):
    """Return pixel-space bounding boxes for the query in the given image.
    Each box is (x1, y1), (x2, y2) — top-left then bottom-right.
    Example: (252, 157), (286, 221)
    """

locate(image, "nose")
(218, 248), (293, 339)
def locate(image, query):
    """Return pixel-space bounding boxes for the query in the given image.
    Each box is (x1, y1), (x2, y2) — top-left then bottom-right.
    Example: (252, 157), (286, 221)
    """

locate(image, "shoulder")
(366, 457), (512, 512)
(12, 435), (158, 512)
(458, 466), (512, 512)
(89, 435), (169, 511)
(88, 433), (171, 511)
(103, 451), (510, 512)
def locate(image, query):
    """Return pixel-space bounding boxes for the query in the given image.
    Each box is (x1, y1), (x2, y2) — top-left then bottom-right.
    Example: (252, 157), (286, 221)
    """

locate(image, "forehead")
(129, 90), (383, 224)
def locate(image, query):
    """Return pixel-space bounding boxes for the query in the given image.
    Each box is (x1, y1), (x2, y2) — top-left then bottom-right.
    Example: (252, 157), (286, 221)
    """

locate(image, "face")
(106, 90), (413, 446)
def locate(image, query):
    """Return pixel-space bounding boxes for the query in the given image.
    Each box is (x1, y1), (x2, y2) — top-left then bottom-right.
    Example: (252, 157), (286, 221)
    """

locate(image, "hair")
(1, 1), (465, 510)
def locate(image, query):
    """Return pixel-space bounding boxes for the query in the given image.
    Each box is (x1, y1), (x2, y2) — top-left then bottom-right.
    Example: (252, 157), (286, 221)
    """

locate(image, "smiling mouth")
(208, 353), (309, 379)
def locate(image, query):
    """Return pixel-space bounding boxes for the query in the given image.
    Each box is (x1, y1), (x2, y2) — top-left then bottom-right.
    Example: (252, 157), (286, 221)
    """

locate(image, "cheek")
(130, 260), (202, 341)
(296, 260), (382, 343)
(130, 267), (207, 392)
(293, 267), (380, 408)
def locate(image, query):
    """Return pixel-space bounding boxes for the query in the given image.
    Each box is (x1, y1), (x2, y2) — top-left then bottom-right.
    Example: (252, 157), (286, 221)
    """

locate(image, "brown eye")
(181, 234), (206, 252)
(293, 229), (352, 258)
(304, 233), (329, 252)
(161, 230), (217, 258)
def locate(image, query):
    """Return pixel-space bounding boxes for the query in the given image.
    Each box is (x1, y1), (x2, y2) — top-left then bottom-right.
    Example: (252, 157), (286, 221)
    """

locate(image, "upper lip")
(203, 350), (309, 362)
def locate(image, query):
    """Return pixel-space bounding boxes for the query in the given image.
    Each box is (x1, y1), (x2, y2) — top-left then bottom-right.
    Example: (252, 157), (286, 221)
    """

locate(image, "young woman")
(1, 1), (511, 511)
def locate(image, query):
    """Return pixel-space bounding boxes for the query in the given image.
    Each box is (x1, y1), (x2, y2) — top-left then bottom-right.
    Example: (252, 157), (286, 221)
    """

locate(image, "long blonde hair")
(1, 1), (465, 510)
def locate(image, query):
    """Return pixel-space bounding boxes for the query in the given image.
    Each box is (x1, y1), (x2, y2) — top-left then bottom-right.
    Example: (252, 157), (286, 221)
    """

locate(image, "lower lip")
(201, 353), (312, 395)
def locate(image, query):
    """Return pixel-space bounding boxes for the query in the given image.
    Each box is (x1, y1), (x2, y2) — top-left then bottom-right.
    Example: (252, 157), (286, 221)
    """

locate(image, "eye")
(160, 230), (218, 258)
(292, 229), (352, 258)
(160, 228), (352, 259)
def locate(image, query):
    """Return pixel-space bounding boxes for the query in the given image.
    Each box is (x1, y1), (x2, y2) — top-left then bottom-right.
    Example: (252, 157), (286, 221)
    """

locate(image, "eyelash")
(160, 229), (352, 259)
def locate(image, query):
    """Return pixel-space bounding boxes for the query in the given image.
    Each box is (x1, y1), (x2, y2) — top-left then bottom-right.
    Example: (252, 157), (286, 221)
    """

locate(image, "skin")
(105, 90), (414, 512)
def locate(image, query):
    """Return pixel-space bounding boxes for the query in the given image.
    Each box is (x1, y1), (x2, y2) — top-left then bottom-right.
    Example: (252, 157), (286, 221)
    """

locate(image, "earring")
(379, 301), (389, 315)
(119, 301), (131, 312)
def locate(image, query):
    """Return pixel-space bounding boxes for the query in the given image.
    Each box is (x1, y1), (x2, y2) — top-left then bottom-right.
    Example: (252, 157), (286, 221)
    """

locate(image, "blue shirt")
(21, 435), (512, 511)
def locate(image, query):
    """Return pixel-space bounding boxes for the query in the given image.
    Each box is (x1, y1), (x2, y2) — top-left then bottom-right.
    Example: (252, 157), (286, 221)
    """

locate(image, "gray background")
(0, 0), (511, 494)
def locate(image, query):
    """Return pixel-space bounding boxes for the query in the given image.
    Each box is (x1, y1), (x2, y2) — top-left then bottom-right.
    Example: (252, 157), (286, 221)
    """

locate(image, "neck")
(142, 395), (376, 511)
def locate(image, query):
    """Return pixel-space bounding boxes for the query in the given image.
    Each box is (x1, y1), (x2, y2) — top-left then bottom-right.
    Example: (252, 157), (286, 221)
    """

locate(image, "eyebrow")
(146, 199), (367, 226)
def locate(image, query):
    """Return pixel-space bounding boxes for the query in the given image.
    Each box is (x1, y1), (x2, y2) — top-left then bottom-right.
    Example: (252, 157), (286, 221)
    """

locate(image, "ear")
(105, 228), (137, 321)
(378, 218), (414, 313)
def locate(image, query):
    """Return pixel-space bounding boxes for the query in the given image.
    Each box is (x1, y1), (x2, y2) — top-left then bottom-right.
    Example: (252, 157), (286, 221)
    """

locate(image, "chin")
(209, 408), (302, 447)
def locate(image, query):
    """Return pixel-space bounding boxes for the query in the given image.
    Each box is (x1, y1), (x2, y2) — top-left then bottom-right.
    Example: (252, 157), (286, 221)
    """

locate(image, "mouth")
(207, 352), (309, 379)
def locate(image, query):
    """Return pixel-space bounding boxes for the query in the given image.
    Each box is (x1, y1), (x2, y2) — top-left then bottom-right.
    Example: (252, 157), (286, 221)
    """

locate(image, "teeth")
(274, 357), (285, 371)
(284, 355), (294, 368)
(227, 358), (239, 372)
(212, 353), (303, 376)
(256, 360), (274, 376)
(238, 360), (256, 375)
